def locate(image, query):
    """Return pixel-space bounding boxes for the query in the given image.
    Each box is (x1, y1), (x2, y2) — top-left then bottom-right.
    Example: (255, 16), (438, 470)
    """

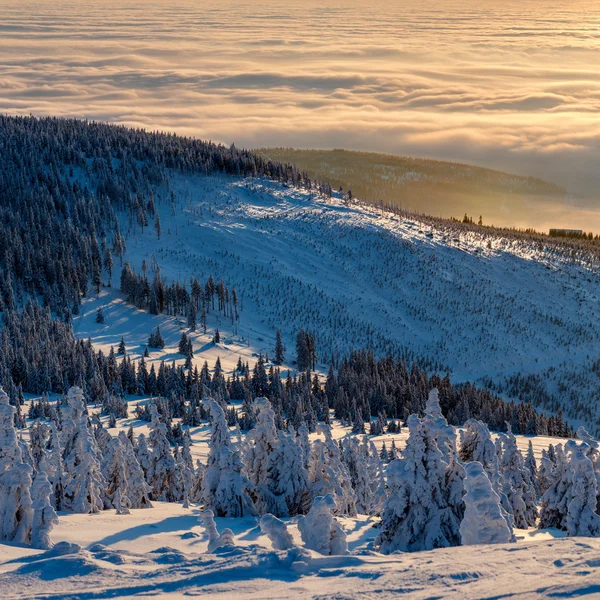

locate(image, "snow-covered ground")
(3, 498), (600, 599)
(74, 173), (600, 431)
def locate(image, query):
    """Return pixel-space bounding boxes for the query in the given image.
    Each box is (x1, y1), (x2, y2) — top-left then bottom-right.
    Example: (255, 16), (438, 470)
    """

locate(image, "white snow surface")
(1, 499), (599, 599)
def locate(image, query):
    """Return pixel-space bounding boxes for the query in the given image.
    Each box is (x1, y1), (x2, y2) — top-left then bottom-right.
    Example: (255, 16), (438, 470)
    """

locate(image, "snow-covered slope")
(76, 173), (600, 431)
(2, 499), (599, 599)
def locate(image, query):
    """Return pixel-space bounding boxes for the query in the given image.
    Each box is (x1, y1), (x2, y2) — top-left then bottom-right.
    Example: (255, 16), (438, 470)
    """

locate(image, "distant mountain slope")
(76, 170), (600, 433)
(0, 116), (598, 432)
(256, 148), (574, 229)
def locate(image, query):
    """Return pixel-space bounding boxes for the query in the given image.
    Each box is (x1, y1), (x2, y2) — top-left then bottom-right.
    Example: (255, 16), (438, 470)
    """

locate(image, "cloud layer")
(2, 0), (600, 197)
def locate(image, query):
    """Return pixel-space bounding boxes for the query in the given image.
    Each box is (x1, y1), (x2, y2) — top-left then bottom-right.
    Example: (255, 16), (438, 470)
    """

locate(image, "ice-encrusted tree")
(365, 437), (387, 516)
(525, 441), (539, 497)
(260, 513), (295, 550)
(577, 427), (600, 507)
(540, 441), (600, 536)
(199, 509), (236, 552)
(424, 388), (455, 464)
(105, 436), (132, 512)
(147, 403), (177, 502)
(135, 433), (153, 481)
(341, 436), (378, 515)
(500, 429), (538, 528)
(539, 443), (570, 530)
(47, 422), (66, 511)
(459, 419), (497, 473)
(200, 399), (255, 517)
(460, 461), (515, 545)
(564, 442), (600, 537)
(309, 424), (356, 516)
(119, 431), (152, 509)
(565, 442), (600, 537)
(298, 494), (347, 555)
(538, 448), (555, 497)
(0, 387), (33, 544)
(423, 388), (465, 524)
(64, 416), (106, 514)
(60, 386), (87, 460)
(244, 398), (278, 489)
(261, 429), (310, 517)
(375, 414), (461, 553)
(31, 469), (59, 549)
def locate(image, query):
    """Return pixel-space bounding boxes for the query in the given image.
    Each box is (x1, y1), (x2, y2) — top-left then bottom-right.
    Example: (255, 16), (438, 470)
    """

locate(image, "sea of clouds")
(2, 0), (599, 197)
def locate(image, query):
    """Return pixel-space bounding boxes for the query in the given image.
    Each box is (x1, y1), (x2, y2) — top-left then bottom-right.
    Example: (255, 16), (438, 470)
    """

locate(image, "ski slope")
(75, 173), (600, 432)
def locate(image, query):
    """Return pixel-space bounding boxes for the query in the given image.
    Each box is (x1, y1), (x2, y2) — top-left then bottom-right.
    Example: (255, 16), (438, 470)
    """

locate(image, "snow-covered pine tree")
(47, 422), (66, 511)
(147, 403), (177, 502)
(538, 448), (555, 497)
(260, 513), (295, 550)
(200, 399), (255, 517)
(525, 441), (539, 497)
(118, 431), (152, 509)
(297, 494), (347, 555)
(105, 436), (132, 512)
(64, 416), (106, 514)
(500, 428), (538, 528)
(460, 461), (515, 545)
(245, 398), (278, 490)
(31, 469), (59, 549)
(308, 424), (356, 516)
(0, 387), (33, 545)
(539, 443), (571, 530)
(375, 414), (461, 553)
(135, 433), (153, 481)
(459, 419), (497, 473)
(341, 436), (375, 515)
(565, 442), (600, 537)
(262, 429), (310, 517)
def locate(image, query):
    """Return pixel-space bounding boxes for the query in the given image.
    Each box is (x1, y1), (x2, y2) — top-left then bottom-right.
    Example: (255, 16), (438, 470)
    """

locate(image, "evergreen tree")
(0, 388), (33, 545)
(274, 329), (284, 365)
(375, 414), (461, 553)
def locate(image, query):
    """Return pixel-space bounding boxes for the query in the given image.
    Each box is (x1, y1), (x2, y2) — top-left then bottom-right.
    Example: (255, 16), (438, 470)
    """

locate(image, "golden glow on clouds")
(1, 0), (599, 196)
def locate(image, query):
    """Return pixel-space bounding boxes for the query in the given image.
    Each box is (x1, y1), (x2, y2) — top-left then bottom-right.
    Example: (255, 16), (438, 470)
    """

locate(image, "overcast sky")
(2, 0), (599, 197)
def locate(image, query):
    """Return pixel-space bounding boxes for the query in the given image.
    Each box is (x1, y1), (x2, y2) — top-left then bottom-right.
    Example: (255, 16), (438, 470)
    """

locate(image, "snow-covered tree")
(0, 388), (33, 544)
(147, 403), (177, 502)
(64, 417), (106, 514)
(31, 469), (58, 549)
(341, 436), (377, 515)
(565, 442), (600, 537)
(261, 430), (310, 517)
(245, 398), (278, 489)
(200, 399), (255, 517)
(135, 433), (153, 481)
(424, 388), (456, 465)
(539, 443), (570, 530)
(119, 431), (152, 509)
(460, 461), (515, 545)
(500, 429), (538, 528)
(297, 494), (347, 555)
(525, 441), (539, 497)
(459, 419), (497, 474)
(537, 449), (555, 497)
(104, 436), (132, 512)
(309, 424), (356, 516)
(260, 513), (295, 550)
(199, 509), (235, 552)
(375, 414), (461, 553)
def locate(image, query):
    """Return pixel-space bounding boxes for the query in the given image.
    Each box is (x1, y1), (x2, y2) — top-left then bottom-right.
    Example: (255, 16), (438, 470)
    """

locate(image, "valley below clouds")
(2, 0), (600, 200)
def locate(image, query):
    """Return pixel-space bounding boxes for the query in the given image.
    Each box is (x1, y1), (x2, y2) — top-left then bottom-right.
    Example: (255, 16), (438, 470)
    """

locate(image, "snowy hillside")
(3, 503), (599, 599)
(76, 172), (600, 432)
